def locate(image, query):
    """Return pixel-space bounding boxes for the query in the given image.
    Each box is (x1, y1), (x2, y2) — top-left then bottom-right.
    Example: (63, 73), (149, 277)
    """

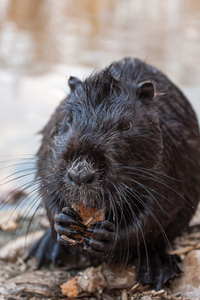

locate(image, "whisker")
(122, 175), (169, 216)
(117, 165), (180, 182)
(0, 178), (41, 210)
(14, 189), (43, 243)
(117, 182), (149, 271)
(123, 183), (172, 251)
(109, 182), (130, 266)
(0, 180), (41, 234)
(120, 168), (193, 208)
(0, 172), (37, 187)
(106, 189), (119, 263)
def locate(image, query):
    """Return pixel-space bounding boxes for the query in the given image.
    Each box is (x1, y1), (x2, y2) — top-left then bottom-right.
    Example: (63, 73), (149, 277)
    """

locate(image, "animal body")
(29, 58), (200, 290)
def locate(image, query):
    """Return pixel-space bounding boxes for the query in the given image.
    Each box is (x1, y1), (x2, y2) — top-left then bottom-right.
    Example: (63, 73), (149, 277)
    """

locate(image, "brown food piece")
(70, 205), (104, 244)
(60, 276), (79, 297)
(72, 204), (104, 226)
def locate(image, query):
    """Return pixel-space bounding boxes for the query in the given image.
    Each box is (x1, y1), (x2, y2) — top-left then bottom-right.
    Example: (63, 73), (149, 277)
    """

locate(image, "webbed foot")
(27, 227), (68, 268)
(135, 250), (183, 290)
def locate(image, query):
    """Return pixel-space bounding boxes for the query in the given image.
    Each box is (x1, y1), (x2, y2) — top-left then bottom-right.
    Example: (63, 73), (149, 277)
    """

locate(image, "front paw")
(54, 206), (86, 246)
(83, 220), (118, 258)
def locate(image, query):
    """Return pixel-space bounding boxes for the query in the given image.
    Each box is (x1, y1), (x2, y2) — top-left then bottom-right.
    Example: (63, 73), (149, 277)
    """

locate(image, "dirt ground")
(1, 206), (200, 300)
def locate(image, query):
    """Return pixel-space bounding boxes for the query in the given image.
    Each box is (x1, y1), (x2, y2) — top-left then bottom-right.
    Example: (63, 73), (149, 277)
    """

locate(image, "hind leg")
(27, 227), (71, 268)
(134, 246), (183, 290)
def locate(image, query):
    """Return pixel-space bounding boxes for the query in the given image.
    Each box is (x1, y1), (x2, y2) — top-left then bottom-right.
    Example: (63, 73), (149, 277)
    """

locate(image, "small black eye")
(66, 115), (73, 126)
(119, 121), (132, 132)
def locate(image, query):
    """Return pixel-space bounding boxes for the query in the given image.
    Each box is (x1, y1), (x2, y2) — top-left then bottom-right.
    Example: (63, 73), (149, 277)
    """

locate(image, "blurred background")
(0, 0), (200, 192)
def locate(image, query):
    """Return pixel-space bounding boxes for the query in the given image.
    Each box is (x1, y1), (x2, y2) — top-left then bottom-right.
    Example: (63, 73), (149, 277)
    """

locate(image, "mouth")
(62, 183), (103, 209)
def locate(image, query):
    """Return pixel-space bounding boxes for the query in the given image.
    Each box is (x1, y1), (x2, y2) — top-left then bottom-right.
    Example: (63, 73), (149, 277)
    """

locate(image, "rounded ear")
(68, 76), (82, 92)
(136, 81), (155, 105)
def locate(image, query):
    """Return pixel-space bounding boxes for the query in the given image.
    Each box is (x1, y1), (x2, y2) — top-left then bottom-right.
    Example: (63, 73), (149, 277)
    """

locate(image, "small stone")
(140, 296), (152, 300)
(121, 289), (128, 300)
(171, 250), (200, 298)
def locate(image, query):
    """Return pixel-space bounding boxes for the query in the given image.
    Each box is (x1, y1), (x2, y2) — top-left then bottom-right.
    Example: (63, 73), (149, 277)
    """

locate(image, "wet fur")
(32, 58), (200, 289)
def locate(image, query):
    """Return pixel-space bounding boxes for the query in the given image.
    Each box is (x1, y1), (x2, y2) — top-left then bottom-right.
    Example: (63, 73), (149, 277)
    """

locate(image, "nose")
(67, 168), (96, 186)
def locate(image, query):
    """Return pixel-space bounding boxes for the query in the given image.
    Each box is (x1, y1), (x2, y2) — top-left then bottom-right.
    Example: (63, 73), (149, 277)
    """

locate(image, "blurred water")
(0, 0), (200, 193)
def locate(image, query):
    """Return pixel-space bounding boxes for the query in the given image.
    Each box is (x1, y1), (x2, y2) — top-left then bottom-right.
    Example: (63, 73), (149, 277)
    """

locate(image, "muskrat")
(29, 58), (200, 290)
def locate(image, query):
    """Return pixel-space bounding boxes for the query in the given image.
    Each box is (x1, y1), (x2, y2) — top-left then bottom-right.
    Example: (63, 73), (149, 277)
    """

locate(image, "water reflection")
(0, 0), (200, 84)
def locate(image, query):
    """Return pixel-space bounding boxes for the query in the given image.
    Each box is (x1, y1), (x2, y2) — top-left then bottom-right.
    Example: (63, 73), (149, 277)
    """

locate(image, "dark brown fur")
(30, 58), (200, 290)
